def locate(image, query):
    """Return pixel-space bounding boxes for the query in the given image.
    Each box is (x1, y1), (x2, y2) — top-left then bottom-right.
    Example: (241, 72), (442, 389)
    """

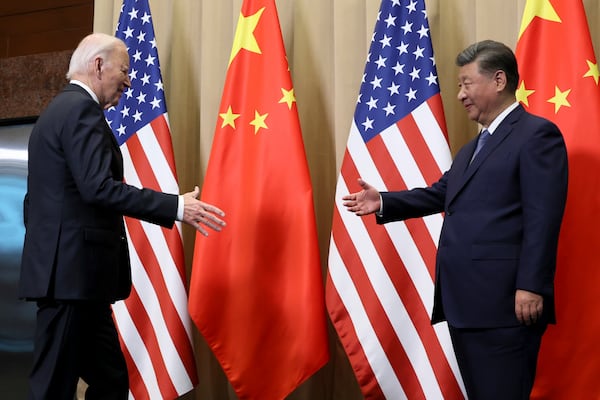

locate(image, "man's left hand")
(515, 289), (543, 326)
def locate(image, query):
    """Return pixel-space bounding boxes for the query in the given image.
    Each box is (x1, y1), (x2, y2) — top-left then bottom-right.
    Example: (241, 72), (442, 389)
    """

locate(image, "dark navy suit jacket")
(377, 105), (568, 328)
(19, 84), (178, 303)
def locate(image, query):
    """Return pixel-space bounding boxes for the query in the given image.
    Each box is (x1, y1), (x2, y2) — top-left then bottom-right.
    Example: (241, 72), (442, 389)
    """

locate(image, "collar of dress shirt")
(485, 101), (519, 135)
(70, 80), (99, 104)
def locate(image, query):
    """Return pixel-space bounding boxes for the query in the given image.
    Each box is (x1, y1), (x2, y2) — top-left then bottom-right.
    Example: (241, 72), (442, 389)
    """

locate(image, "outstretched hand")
(342, 178), (381, 216)
(182, 186), (226, 236)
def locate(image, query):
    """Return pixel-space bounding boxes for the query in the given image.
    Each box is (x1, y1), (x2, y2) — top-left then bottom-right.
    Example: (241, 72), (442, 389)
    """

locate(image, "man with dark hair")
(343, 40), (568, 399)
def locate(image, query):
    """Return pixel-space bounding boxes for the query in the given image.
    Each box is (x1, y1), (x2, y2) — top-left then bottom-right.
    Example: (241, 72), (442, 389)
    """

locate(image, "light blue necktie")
(470, 129), (491, 163)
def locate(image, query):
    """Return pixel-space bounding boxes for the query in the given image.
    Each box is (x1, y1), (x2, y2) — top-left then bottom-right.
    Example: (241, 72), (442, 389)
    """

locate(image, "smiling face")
(457, 61), (507, 127)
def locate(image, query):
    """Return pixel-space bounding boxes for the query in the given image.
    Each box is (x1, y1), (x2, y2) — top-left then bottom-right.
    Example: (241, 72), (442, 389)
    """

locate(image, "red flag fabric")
(515, 0), (600, 398)
(104, 1), (198, 398)
(187, 0), (329, 399)
(326, 0), (465, 398)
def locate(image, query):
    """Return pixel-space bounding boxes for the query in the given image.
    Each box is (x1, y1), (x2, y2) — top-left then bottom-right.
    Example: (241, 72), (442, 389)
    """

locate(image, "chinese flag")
(188, 0), (329, 399)
(515, 0), (600, 397)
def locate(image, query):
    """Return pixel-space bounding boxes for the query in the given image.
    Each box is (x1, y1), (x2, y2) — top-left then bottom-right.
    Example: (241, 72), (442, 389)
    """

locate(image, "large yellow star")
(279, 87), (296, 109)
(219, 105), (240, 129)
(516, 81), (535, 107)
(584, 60), (600, 85)
(229, 7), (265, 66)
(547, 86), (571, 114)
(518, 0), (561, 39)
(250, 110), (268, 134)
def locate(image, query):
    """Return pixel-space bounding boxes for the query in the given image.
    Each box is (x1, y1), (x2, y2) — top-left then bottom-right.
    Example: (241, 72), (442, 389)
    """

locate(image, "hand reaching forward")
(182, 186), (226, 236)
(342, 178), (381, 216)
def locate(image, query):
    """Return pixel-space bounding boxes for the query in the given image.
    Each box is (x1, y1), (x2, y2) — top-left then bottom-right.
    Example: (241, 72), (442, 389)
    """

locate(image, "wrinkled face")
(96, 44), (131, 109)
(457, 61), (502, 127)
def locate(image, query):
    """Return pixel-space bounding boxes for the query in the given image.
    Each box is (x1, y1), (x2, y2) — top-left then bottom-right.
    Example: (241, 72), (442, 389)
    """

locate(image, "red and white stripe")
(112, 114), (197, 399)
(327, 95), (466, 399)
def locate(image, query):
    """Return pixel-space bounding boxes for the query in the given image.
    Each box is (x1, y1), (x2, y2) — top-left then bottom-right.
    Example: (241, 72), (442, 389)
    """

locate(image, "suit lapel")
(446, 105), (525, 206)
(103, 120), (124, 180)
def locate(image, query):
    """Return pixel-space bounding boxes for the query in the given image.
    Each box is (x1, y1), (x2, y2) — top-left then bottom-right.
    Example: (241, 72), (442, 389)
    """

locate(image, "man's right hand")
(182, 186), (226, 236)
(342, 178), (381, 216)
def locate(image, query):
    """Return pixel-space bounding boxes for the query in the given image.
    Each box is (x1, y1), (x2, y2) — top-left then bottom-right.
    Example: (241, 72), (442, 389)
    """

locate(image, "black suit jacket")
(19, 84), (178, 302)
(377, 105), (568, 328)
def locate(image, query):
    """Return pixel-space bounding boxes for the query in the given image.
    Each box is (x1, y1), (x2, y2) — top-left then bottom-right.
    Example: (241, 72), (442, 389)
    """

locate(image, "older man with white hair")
(19, 33), (226, 400)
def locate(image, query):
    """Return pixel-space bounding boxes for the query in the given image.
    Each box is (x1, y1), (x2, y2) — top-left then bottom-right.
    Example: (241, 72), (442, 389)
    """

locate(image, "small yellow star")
(518, 0), (561, 39)
(584, 60), (600, 85)
(516, 81), (535, 107)
(219, 106), (240, 129)
(250, 110), (268, 134)
(229, 7), (265, 66)
(547, 86), (571, 114)
(279, 88), (296, 109)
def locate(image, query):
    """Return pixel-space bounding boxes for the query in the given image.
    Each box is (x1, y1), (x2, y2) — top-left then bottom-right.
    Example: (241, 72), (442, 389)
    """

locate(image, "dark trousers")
(27, 300), (129, 400)
(449, 323), (546, 400)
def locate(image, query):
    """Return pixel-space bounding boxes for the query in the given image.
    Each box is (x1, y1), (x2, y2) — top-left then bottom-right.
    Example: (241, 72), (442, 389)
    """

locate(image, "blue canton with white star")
(105, 1), (167, 146)
(355, 0), (440, 142)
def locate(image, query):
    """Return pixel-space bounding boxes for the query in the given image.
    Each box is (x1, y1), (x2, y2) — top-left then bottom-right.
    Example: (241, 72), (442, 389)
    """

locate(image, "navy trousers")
(27, 300), (129, 400)
(449, 323), (546, 400)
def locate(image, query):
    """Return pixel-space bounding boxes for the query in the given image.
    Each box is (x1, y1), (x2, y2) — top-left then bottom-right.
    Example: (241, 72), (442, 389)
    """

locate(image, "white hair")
(66, 33), (126, 80)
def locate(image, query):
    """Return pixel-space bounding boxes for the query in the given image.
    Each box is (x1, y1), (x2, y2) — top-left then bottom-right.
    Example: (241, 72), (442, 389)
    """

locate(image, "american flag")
(326, 0), (465, 398)
(104, 0), (198, 398)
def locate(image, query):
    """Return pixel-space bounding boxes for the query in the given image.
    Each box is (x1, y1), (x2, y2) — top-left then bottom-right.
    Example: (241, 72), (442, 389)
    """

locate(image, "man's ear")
(495, 70), (507, 91)
(94, 57), (103, 78)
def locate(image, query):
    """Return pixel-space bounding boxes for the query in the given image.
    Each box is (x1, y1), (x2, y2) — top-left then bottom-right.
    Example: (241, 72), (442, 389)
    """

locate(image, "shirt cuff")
(377, 193), (383, 217)
(177, 195), (184, 221)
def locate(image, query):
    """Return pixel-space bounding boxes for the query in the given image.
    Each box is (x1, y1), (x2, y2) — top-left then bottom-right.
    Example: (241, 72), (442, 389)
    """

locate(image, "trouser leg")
(449, 324), (546, 400)
(79, 304), (128, 400)
(27, 300), (80, 400)
(27, 301), (128, 400)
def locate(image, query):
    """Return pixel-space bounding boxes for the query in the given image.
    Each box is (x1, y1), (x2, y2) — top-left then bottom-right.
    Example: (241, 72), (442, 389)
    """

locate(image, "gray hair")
(456, 40), (519, 93)
(66, 33), (126, 80)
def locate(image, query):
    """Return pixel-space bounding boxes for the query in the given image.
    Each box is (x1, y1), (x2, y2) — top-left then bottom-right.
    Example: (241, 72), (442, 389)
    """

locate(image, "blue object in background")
(0, 175), (33, 352)
(0, 121), (36, 397)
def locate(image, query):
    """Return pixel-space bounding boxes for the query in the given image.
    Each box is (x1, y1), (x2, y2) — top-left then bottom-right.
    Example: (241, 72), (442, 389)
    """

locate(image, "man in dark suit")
(343, 40), (568, 399)
(19, 33), (226, 400)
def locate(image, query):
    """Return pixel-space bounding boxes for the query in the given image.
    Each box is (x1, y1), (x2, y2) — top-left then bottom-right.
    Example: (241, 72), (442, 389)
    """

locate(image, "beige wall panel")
(290, 0), (335, 259)
(585, 0), (600, 57)
(436, 0), (475, 153)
